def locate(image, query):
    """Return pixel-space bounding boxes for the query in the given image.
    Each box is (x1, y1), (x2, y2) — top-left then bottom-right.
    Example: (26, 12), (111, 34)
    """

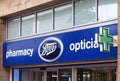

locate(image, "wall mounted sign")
(97, 27), (113, 52)
(3, 23), (117, 66)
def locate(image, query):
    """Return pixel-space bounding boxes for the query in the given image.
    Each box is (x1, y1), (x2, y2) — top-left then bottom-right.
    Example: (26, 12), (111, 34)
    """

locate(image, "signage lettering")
(41, 42), (57, 56)
(69, 35), (99, 52)
(6, 48), (34, 59)
(3, 23), (117, 66)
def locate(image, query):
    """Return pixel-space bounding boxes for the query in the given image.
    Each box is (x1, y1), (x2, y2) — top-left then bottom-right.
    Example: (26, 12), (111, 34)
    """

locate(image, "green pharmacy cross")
(98, 27), (113, 52)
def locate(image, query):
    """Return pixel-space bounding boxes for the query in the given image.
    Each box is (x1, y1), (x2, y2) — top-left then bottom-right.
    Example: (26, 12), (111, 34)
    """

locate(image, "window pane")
(59, 69), (72, 81)
(98, 0), (118, 21)
(54, 4), (72, 30)
(22, 15), (35, 36)
(20, 70), (29, 81)
(75, 0), (96, 25)
(7, 18), (20, 39)
(37, 10), (53, 33)
(33, 72), (44, 81)
(13, 69), (19, 81)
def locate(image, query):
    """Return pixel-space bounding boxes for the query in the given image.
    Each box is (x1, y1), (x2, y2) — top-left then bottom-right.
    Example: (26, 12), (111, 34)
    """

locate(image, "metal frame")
(96, 0), (99, 21)
(72, 0), (75, 26)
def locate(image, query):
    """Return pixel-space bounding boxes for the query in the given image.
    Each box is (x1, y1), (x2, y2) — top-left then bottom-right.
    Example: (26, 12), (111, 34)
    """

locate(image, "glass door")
(91, 72), (106, 81)
(77, 69), (91, 81)
(59, 69), (72, 81)
(33, 71), (44, 81)
(76, 67), (116, 81)
(47, 71), (58, 81)
(32, 69), (58, 81)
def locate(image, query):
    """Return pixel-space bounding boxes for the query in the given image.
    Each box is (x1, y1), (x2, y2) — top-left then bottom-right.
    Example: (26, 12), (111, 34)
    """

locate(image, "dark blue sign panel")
(3, 23), (117, 66)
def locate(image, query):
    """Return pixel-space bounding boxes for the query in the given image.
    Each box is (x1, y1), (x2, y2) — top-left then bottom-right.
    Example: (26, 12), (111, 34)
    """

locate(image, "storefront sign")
(3, 23), (117, 66)
(97, 27), (113, 52)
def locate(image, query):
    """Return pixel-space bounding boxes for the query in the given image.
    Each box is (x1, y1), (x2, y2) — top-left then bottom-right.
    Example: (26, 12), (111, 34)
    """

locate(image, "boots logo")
(38, 37), (63, 62)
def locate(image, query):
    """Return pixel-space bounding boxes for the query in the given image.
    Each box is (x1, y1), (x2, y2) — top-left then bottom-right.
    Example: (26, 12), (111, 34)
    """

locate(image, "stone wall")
(0, 0), (53, 17)
(0, 19), (10, 81)
(117, 0), (120, 81)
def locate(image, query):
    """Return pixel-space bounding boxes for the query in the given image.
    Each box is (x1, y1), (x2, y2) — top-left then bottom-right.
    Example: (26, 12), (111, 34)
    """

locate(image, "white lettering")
(86, 41), (91, 49)
(69, 34), (99, 52)
(6, 48), (34, 59)
(41, 43), (57, 56)
(69, 43), (75, 51)
(75, 42), (80, 52)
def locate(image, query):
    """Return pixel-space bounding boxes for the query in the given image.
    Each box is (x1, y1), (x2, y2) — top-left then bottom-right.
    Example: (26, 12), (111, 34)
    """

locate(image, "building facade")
(0, 0), (119, 81)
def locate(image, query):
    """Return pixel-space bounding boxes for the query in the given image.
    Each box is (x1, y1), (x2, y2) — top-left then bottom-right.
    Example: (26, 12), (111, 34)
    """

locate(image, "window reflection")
(22, 15), (35, 36)
(75, 0), (96, 25)
(54, 4), (72, 30)
(98, 0), (118, 21)
(59, 69), (72, 81)
(37, 10), (53, 33)
(7, 18), (20, 39)
(7, 0), (118, 39)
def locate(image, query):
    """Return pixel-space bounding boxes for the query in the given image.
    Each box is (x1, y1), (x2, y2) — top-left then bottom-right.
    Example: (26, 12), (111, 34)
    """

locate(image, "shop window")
(21, 14), (35, 36)
(77, 67), (116, 81)
(59, 69), (72, 81)
(33, 72), (44, 81)
(37, 9), (53, 34)
(20, 70), (29, 81)
(47, 71), (57, 81)
(54, 4), (72, 30)
(77, 69), (92, 81)
(12, 67), (116, 81)
(13, 69), (19, 81)
(7, 18), (20, 39)
(98, 0), (118, 21)
(13, 69), (29, 81)
(75, 0), (96, 25)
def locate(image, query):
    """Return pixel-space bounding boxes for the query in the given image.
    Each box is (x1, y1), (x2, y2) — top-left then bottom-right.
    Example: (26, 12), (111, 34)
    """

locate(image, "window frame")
(54, 3), (73, 30)
(36, 9), (53, 34)
(7, 17), (21, 39)
(6, 0), (118, 40)
(21, 14), (36, 37)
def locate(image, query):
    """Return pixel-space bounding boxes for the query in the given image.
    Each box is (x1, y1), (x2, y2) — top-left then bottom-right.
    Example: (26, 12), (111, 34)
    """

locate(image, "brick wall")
(0, 19), (10, 81)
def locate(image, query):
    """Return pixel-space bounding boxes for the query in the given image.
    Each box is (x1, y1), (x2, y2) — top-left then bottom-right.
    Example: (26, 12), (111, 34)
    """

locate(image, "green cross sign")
(98, 27), (113, 52)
